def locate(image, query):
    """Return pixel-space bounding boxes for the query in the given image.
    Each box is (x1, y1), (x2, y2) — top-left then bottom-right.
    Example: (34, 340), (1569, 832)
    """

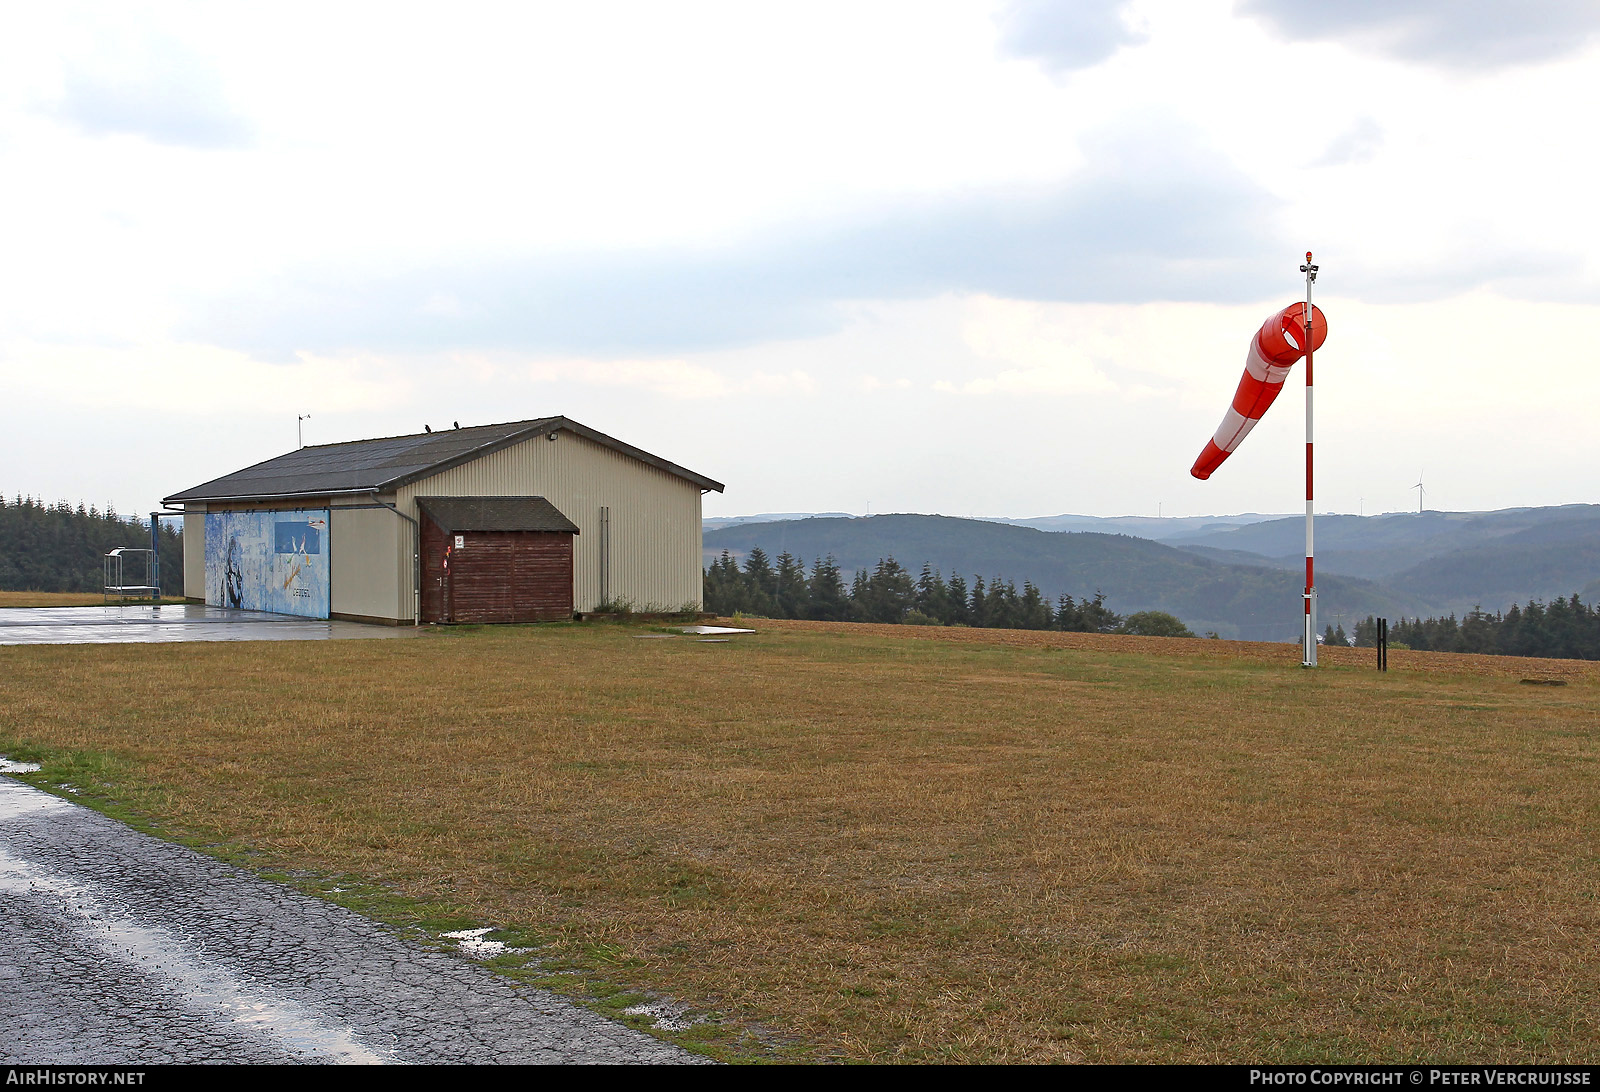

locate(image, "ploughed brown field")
(2, 616), (1597, 1063)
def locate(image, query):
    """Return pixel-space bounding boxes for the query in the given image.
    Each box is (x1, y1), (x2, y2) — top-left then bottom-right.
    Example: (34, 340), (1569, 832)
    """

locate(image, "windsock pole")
(1300, 252), (1319, 667)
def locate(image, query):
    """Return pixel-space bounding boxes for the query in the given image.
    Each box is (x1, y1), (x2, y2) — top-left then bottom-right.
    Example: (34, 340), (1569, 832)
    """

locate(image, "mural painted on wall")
(204, 509), (330, 618)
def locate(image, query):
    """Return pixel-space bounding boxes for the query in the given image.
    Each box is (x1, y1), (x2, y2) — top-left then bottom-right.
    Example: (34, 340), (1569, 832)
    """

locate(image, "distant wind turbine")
(1413, 470), (1427, 515)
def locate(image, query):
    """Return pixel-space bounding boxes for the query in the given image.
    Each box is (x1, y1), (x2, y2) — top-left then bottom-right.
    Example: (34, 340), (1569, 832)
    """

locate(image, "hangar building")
(162, 417), (724, 624)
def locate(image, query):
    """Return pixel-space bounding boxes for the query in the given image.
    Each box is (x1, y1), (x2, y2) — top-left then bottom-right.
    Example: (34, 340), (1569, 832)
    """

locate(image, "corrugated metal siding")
(397, 431), (704, 613)
(182, 508), (206, 599)
(330, 505), (406, 620)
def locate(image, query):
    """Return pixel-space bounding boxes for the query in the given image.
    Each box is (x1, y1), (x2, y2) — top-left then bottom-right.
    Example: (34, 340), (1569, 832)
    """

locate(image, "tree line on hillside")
(0, 495), (184, 595)
(1351, 596), (1600, 661)
(704, 548), (1196, 636)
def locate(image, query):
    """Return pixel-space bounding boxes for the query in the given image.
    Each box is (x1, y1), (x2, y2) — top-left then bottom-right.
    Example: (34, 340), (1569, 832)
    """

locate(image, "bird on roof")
(424, 424), (432, 433)
(453, 421), (460, 429)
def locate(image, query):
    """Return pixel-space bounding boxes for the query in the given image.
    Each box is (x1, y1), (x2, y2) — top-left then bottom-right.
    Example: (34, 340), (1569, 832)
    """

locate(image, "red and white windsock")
(1190, 303), (1328, 480)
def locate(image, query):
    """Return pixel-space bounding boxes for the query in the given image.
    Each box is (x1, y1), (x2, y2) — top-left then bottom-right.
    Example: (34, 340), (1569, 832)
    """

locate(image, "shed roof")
(163, 416), (724, 504)
(416, 496), (580, 535)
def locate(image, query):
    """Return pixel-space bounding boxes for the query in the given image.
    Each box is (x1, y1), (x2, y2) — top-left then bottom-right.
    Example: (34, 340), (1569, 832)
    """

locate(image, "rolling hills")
(703, 514), (1430, 640)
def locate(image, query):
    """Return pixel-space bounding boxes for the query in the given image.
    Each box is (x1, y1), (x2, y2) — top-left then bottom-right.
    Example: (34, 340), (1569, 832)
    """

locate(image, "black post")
(1377, 617), (1388, 672)
(149, 512), (160, 604)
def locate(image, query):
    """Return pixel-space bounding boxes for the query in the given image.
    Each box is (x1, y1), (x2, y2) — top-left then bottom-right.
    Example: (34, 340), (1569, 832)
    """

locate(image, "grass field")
(2, 618), (1598, 1063)
(0, 591), (187, 608)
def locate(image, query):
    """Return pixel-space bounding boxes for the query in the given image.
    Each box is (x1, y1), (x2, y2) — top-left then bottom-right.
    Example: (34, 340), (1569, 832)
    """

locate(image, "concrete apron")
(0, 604), (418, 646)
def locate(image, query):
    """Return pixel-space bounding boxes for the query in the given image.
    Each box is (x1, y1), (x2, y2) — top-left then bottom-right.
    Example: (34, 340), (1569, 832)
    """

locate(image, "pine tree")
(1019, 581), (1051, 630)
(861, 557), (914, 623)
(741, 547), (778, 616)
(1079, 591), (1121, 633)
(774, 552), (808, 619)
(848, 567), (871, 621)
(915, 563), (950, 623)
(945, 574), (969, 626)
(0, 495), (184, 595)
(806, 556), (850, 621)
(1054, 593), (1082, 632)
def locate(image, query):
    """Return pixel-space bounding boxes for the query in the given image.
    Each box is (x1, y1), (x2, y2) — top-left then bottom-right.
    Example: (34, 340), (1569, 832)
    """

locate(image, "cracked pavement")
(0, 776), (706, 1065)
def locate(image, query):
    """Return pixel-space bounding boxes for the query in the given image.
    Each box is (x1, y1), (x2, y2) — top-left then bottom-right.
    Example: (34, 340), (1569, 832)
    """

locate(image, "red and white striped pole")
(1300, 251), (1319, 667)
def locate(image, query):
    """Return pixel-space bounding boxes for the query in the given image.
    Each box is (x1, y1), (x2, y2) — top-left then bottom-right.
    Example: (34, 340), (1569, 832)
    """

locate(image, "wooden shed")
(418, 496), (580, 624)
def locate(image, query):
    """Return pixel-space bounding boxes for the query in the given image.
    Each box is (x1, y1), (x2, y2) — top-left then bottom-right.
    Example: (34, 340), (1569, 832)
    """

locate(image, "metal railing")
(104, 548), (159, 604)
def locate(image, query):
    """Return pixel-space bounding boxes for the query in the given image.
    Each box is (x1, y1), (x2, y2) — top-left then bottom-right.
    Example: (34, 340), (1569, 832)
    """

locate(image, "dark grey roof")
(416, 496), (580, 534)
(164, 416), (724, 504)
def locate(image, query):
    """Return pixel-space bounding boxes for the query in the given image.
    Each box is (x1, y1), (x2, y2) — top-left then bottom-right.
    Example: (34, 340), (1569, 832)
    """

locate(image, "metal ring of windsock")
(1190, 302), (1327, 480)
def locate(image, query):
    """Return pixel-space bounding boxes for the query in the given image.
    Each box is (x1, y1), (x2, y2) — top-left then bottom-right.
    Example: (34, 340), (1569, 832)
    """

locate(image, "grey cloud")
(995, 0), (1145, 74)
(190, 122), (1291, 359)
(47, 36), (254, 149)
(1237, 0), (1600, 70)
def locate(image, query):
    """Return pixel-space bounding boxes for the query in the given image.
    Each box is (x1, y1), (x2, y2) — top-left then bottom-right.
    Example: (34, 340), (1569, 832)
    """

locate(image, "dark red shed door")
(421, 522), (574, 624)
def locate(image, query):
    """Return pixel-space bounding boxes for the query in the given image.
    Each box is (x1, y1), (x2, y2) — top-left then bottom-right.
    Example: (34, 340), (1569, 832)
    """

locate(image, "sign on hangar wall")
(204, 509), (331, 618)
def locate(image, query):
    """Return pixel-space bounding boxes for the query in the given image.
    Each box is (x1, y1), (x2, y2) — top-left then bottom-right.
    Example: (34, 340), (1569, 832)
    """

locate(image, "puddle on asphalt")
(0, 779), (71, 821)
(678, 626), (755, 636)
(440, 928), (530, 959)
(0, 758), (42, 774)
(0, 784), (390, 1064)
(622, 999), (700, 1032)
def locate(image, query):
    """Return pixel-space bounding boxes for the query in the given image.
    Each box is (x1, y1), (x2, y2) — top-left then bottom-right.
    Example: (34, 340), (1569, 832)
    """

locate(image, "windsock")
(1190, 303), (1327, 480)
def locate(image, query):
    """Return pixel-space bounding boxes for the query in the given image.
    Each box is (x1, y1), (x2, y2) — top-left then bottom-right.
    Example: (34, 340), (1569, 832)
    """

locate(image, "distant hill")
(991, 512), (1290, 539)
(1171, 506), (1600, 576)
(703, 510), (1288, 539)
(703, 514), (1429, 641)
(703, 511), (854, 530)
(1170, 506), (1600, 614)
(1382, 529), (1600, 617)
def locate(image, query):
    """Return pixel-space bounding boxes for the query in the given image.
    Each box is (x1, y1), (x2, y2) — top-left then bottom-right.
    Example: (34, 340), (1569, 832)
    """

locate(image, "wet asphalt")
(0, 777), (705, 1065)
(0, 605), (419, 646)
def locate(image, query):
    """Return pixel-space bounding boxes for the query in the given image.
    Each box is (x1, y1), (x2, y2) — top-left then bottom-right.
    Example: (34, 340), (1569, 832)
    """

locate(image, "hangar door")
(204, 509), (330, 618)
(417, 496), (578, 624)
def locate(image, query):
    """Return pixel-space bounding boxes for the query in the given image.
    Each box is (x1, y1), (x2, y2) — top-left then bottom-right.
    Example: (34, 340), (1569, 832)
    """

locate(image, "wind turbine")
(1413, 470), (1427, 515)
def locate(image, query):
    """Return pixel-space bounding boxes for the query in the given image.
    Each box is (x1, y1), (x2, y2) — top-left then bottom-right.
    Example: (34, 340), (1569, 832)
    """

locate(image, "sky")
(2, 0), (1598, 522)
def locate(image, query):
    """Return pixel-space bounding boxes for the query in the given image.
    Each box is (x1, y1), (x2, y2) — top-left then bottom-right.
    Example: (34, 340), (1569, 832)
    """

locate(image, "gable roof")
(163, 416), (724, 504)
(416, 496), (581, 534)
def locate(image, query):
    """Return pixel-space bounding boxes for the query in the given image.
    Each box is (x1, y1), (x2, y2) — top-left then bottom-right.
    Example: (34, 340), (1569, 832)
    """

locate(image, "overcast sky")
(3, 0), (1598, 521)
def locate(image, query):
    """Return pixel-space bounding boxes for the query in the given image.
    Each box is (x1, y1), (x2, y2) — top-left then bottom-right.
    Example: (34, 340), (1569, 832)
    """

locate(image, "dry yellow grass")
(0, 591), (185, 608)
(1, 618), (1598, 1063)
